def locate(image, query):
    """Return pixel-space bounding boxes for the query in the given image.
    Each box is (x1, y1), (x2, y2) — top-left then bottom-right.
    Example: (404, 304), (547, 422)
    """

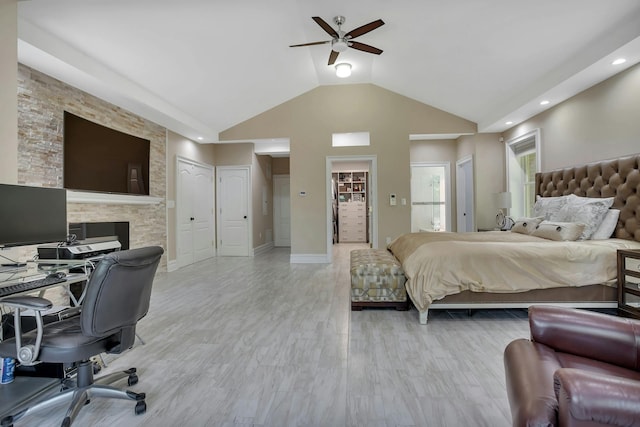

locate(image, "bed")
(388, 153), (640, 324)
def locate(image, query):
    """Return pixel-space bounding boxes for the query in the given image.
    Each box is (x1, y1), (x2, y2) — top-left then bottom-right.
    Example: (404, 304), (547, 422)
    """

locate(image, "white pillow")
(556, 195), (614, 240)
(510, 217), (544, 235)
(590, 209), (620, 240)
(531, 221), (586, 241)
(532, 195), (572, 221)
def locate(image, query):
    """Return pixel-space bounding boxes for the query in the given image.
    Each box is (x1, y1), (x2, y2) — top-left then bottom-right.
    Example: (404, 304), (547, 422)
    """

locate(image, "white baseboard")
(253, 241), (274, 256)
(167, 259), (179, 272)
(290, 253), (330, 264)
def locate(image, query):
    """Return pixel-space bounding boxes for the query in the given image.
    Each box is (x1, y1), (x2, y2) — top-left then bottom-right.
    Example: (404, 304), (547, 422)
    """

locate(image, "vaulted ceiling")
(17, 0), (640, 143)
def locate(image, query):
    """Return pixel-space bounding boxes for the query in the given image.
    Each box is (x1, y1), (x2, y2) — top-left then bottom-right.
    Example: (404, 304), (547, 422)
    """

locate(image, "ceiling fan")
(290, 16), (385, 65)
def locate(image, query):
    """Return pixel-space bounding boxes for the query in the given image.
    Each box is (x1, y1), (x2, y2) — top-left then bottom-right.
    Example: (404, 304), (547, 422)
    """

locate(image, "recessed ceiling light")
(335, 63), (352, 78)
(197, 137), (203, 141)
(540, 100), (550, 105)
(505, 121), (513, 125)
(612, 58), (627, 65)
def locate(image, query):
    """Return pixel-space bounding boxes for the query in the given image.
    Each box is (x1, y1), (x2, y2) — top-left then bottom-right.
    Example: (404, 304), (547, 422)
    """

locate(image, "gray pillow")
(556, 195), (614, 240)
(532, 195), (572, 221)
(590, 209), (620, 240)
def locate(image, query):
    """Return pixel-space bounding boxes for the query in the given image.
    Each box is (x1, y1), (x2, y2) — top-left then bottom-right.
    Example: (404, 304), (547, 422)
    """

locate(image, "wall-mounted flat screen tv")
(63, 111), (150, 195)
(0, 184), (67, 248)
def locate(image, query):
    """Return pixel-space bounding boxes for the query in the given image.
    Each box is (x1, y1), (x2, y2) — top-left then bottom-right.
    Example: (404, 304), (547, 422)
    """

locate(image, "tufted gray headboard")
(535, 153), (640, 242)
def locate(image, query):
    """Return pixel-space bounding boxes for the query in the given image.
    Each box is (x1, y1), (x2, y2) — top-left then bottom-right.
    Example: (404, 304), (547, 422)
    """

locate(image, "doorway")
(456, 155), (475, 232)
(326, 155), (378, 261)
(273, 174), (291, 247)
(176, 157), (215, 268)
(410, 162), (451, 232)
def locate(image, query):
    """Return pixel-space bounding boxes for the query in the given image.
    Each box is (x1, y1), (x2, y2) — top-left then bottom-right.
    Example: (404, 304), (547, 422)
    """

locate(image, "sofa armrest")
(554, 368), (640, 427)
(529, 305), (640, 370)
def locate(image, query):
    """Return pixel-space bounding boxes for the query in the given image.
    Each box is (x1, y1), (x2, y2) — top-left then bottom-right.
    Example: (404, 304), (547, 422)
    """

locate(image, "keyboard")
(0, 275), (67, 298)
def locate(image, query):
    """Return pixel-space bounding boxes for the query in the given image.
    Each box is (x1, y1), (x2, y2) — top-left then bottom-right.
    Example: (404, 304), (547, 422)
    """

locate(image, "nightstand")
(617, 249), (640, 319)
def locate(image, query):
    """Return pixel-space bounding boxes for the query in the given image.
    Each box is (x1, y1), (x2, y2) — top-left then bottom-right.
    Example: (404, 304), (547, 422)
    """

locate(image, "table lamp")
(494, 192), (514, 230)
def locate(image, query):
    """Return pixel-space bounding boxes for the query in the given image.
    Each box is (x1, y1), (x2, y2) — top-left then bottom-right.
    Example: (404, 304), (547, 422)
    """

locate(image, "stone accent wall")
(17, 64), (167, 270)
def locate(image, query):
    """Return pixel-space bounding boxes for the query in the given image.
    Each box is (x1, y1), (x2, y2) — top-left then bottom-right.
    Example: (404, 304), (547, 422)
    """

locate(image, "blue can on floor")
(1, 357), (15, 384)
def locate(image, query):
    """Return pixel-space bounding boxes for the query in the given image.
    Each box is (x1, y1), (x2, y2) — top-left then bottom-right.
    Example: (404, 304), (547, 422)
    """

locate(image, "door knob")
(190, 217), (195, 221)
(243, 216), (247, 219)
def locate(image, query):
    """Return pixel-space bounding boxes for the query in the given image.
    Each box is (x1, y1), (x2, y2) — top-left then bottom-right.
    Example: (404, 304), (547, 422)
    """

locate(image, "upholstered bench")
(350, 249), (409, 310)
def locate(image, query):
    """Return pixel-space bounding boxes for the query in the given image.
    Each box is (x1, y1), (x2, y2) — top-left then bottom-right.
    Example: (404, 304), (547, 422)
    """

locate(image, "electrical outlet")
(386, 237), (392, 244)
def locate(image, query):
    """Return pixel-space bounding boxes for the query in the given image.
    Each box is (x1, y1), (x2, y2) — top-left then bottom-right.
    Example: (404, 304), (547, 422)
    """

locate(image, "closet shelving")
(336, 171), (367, 243)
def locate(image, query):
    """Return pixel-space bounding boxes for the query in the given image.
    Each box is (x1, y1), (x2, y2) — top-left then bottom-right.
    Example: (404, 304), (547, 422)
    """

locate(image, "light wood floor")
(25, 244), (530, 427)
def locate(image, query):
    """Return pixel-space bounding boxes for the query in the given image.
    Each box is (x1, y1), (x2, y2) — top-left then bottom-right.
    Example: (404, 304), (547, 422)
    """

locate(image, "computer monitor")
(0, 184), (67, 248)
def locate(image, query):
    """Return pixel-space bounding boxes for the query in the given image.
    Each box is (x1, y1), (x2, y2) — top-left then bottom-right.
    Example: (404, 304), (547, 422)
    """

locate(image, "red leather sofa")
(504, 305), (640, 427)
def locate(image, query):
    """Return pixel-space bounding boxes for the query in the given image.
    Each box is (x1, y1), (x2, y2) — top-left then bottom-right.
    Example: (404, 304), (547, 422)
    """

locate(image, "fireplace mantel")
(66, 190), (163, 205)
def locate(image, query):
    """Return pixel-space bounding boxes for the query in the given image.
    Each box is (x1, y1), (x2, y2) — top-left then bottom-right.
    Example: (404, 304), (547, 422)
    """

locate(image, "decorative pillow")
(510, 216), (544, 235)
(590, 209), (620, 240)
(531, 221), (585, 241)
(532, 195), (572, 221)
(556, 195), (614, 240)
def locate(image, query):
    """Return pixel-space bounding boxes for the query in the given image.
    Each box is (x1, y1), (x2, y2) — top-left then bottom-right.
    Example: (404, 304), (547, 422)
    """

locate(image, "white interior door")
(192, 166), (215, 262)
(177, 161), (195, 266)
(177, 158), (215, 268)
(273, 174), (291, 247)
(456, 156), (475, 232)
(217, 167), (251, 256)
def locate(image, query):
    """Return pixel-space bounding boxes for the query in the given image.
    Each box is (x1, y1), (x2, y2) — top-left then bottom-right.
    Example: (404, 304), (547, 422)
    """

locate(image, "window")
(506, 129), (540, 218)
(519, 151), (536, 216)
(332, 132), (370, 147)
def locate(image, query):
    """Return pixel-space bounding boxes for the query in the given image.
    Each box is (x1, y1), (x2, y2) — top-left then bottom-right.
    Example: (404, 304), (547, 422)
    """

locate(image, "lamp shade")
(494, 192), (512, 209)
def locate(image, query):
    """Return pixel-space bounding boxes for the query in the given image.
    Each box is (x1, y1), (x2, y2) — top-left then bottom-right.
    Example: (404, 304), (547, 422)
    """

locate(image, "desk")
(0, 259), (92, 419)
(0, 259), (93, 305)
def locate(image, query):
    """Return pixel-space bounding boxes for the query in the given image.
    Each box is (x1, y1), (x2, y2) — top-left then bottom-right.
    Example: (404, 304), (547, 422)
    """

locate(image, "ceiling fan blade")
(328, 50), (340, 65)
(312, 16), (339, 38)
(345, 19), (385, 39)
(289, 40), (331, 48)
(349, 41), (383, 55)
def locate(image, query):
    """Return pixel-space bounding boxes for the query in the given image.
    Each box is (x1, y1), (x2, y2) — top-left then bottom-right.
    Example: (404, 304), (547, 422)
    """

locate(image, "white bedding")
(387, 231), (640, 312)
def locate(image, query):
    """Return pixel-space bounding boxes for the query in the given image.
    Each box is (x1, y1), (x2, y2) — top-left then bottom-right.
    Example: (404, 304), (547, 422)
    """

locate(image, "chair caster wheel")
(62, 417), (71, 427)
(128, 373), (139, 386)
(1, 415), (13, 427)
(135, 400), (146, 415)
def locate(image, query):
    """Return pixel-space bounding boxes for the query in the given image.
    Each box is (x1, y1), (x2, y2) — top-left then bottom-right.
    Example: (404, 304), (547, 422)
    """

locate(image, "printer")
(37, 236), (121, 260)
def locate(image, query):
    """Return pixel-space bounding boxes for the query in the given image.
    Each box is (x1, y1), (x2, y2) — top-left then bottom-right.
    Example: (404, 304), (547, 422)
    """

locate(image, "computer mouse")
(47, 272), (66, 280)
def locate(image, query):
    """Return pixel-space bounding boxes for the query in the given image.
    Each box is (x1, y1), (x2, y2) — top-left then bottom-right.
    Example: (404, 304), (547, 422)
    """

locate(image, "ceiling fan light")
(335, 63), (352, 78)
(332, 39), (349, 53)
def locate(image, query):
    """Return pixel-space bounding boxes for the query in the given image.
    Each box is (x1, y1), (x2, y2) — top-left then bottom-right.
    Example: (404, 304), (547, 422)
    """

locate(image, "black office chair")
(0, 246), (164, 427)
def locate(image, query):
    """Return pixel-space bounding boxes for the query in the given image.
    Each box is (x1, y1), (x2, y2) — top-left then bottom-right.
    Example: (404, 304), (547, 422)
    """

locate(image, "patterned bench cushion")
(350, 249), (407, 302)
